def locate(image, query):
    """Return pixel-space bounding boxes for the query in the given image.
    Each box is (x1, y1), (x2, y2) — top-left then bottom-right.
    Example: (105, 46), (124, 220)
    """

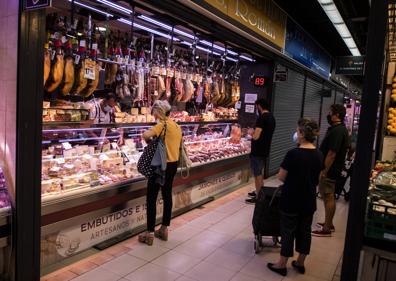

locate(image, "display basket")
(365, 198), (396, 242)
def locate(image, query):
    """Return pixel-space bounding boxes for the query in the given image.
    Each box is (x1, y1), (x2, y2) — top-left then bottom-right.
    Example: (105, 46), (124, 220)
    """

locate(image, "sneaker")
(312, 229), (332, 237)
(248, 191), (256, 197)
(245, 197), (257, 204)
(316, 222), (335, 232)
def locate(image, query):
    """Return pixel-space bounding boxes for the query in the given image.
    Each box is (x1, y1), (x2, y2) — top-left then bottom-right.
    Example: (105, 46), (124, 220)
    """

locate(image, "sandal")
(138, 232), (154, 246)
(155, 227), (168, 241)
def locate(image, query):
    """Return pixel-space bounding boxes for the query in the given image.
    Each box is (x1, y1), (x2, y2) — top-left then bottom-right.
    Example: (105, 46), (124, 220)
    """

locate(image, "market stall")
(36, 0), (262, 270)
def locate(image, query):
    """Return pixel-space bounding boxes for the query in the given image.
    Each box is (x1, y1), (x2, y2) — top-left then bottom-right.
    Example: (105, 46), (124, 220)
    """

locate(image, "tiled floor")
(41, 180), (348, 281)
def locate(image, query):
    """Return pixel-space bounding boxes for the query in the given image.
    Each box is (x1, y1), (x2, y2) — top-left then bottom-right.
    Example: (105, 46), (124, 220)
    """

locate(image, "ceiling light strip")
(68, 0), (114, 17)
(118, 18), (179, 41)
(317, 0), (361, 56)
(96, 0), (132, 14)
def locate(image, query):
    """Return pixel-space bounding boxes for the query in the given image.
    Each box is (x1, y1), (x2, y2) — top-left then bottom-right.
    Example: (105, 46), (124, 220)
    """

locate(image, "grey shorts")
(319, 177), (336, 195)
(250, 155), (266, 177)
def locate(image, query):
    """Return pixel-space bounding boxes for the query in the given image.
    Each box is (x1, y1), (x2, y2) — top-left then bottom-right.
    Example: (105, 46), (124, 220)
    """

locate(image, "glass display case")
(41, 121), (251, 202)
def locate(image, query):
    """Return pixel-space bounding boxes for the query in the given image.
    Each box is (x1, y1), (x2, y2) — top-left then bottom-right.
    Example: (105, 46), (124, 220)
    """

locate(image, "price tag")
(62, 142), (73, 150)
(92, 43), (98, 50)
(235, 101), (242, 109)
(161, 67), (167, 76)
(84, 59), (96, 80)
(51, 50), (56, 61)
(56, 158), (65, 164)
(152, 66), (160, 76)
(79, 40), (86, 47)
(74, 54), (81, 65)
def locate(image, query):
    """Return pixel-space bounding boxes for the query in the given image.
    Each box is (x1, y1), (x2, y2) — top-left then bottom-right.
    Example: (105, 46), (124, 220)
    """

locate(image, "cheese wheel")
(388, 125), (393, 131)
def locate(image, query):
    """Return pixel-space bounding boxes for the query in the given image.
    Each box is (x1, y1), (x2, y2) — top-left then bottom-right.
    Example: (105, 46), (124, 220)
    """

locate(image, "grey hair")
(152, 100), (171, 119)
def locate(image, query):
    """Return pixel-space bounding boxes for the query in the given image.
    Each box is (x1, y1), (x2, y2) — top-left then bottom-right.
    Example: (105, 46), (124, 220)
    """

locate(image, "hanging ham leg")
(43, 50), (51, 86)
(82, 63), (101, 98)
(60, 56), (75, 95)
(72, 60), (88, 95)
(45, 53), (65, 93)
(211, 80), (221, 105)
(175, 78), (184, 102)
(165, 77), (171, 100)
(182, 78), (194, 102)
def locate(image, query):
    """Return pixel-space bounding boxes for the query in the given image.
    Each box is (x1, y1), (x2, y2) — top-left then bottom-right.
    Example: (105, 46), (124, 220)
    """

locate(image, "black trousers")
(146, 162), (178, 232)
(280, 211), (313, 257)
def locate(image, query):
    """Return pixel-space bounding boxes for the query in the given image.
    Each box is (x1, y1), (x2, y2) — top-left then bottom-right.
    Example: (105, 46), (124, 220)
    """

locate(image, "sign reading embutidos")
(41, 171), (243, 266)
(203, 0), (287, 49)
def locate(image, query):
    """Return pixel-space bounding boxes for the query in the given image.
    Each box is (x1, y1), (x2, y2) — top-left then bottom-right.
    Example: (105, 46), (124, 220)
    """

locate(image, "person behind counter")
(138, 100), (182, 246)
(267, 118), (324, 277)
(87, 93), (117, 124)
(86, 93), (124, 147)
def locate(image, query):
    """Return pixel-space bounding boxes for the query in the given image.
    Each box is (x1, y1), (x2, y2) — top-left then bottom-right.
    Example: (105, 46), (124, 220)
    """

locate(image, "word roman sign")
(25, 0), (51, 10)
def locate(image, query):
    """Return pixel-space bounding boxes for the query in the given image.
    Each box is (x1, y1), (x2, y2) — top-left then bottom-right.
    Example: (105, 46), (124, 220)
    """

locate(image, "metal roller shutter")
(336, 92), (344, 105)
(268, 69), (305, 175)
(318, 89), (335, 144)
(303, 78), (322, 123)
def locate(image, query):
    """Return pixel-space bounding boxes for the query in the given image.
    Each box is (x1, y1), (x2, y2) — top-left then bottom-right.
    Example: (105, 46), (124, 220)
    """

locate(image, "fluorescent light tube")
(199, 40), (238, 56)
(240, 55), (255, 62)
(96, 0), (132, 14)
(68, 0), (114, 17)
(117, 18), (179, 41)
(317, 0), (361, 56)
(226, 56), (238, 62)
(196, 45), (221, 56)
(138, 15), (196, 40)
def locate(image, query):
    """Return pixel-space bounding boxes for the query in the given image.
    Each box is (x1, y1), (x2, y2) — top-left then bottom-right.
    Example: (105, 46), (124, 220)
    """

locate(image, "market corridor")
(41, 181), (347, 281)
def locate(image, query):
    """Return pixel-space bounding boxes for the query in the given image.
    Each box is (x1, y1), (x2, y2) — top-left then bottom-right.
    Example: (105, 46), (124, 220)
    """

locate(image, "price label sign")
(84, 59), (96, 80)
(253, 75), (266, 87)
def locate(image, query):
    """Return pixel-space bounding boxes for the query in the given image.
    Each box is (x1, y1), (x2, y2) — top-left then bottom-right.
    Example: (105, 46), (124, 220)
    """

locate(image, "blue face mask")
(293, 132), (298, 143)
(255, 109), (260, 117)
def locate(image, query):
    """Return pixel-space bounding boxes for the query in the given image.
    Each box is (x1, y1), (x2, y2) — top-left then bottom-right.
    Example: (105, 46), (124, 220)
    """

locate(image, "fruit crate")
(365, 199), (396, 242)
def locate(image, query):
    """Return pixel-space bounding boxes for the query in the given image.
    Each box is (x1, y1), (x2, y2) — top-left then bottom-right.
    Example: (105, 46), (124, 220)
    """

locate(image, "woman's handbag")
(179, 137), (192, 179)
(137, 123), (167, 178)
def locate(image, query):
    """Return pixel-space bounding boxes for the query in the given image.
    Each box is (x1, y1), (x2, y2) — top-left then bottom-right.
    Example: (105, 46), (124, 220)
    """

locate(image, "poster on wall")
(41, 171), (243, 267)
(244, 93), (258, 104)
(284, 19), (331, 79)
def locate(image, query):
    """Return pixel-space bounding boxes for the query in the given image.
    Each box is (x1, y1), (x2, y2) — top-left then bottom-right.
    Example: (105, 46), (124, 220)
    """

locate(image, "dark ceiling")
(273, 0), (370, 58)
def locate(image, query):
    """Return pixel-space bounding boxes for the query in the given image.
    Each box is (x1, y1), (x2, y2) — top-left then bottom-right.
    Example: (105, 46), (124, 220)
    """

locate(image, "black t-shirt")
(280, 148), (324, 215)
(320, 123), (349, 180)
(250, 112), (276, 158)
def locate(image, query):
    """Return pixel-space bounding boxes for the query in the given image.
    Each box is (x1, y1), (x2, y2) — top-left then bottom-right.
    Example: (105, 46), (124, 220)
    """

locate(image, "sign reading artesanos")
(203, 0), (287, 48)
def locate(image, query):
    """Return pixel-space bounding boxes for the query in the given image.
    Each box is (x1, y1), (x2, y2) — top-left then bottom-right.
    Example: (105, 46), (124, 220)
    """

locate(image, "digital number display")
(253, 76), (265, 87)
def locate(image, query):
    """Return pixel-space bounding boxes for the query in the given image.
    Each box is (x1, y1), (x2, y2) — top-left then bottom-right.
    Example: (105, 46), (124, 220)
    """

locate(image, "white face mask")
(103, 105), (112, 113)
(293, 132), (298, 143)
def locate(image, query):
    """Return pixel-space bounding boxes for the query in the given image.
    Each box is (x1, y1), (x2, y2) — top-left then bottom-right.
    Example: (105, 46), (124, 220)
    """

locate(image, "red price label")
(253, 76), (265, 86)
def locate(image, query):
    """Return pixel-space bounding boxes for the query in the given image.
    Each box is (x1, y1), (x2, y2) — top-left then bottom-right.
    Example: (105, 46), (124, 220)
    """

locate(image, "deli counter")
(39, 120), (251, 270)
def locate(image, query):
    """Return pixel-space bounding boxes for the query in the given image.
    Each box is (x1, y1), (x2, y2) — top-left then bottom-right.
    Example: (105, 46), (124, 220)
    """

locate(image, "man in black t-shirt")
(246, 98), (276, 204)
(312, 104), (349, 237)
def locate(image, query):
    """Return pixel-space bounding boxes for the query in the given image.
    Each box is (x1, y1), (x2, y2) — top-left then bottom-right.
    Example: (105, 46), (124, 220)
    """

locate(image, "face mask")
(293, 132), (298, 143)
(104, 105), (112, 113)
(255, 109), (260, 117)
(327, 114), (333, 125)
